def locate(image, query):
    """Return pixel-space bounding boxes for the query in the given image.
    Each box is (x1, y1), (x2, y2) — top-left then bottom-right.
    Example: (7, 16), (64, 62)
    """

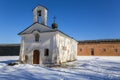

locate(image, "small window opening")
(103, 48), (106, 52)
(114, 49), (118, 53)
(91, 48), (94, 56)
(35, 34), (39, 42)
(44, 49), (49, 56)
(80, 48), (82, 52)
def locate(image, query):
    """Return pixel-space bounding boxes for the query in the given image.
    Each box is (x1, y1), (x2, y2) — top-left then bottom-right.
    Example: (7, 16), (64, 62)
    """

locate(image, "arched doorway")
(33, 50), (40, 64)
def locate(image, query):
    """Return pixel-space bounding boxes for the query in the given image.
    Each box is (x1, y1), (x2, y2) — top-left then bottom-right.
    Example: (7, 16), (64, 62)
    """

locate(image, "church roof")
(18, 23), (77, 42)
(18, 22), (55, 35)
(32, 5), (48, 11)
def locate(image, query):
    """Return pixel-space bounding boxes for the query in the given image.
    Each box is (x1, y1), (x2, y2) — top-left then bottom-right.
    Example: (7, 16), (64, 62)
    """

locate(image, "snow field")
(0, 56), (120, 80)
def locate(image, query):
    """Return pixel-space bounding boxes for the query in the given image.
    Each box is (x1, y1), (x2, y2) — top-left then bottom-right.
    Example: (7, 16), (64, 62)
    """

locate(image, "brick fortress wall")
(78, 39), (120, 56)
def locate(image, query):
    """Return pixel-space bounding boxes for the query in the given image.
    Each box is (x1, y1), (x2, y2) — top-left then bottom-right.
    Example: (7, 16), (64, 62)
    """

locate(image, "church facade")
(18, 6), (77, 65)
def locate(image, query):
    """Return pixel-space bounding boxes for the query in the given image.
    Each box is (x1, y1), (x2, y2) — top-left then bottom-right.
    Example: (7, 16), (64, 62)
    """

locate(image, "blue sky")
(0, 0), (120, 43)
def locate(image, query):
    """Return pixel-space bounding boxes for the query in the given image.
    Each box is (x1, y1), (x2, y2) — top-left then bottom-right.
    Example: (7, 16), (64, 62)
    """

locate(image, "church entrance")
(33, 50), (40, 64)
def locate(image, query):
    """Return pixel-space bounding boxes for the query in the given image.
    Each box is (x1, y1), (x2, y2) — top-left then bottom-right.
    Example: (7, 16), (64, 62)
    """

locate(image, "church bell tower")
(33, 6), (48, 25)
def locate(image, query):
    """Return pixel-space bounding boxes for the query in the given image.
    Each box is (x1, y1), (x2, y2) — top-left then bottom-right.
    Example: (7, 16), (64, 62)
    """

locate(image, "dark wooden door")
(33, 50), (40, 64)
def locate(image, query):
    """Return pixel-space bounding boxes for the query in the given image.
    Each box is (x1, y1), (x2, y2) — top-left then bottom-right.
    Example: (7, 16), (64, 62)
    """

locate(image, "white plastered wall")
(55, 32), (78, 64)
(19, 31), (56, 64)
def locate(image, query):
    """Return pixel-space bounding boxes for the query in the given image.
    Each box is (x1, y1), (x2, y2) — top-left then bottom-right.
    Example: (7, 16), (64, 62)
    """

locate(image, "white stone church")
(18, 5), (77, 65)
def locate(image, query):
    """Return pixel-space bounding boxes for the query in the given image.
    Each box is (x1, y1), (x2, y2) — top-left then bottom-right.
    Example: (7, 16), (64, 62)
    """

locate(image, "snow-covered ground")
(0, 56), (120, 80)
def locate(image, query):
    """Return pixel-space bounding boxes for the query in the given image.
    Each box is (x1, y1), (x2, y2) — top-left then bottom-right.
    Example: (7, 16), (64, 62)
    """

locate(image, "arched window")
(35, 34), (40, 42)
(38, 10), (42, 23)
